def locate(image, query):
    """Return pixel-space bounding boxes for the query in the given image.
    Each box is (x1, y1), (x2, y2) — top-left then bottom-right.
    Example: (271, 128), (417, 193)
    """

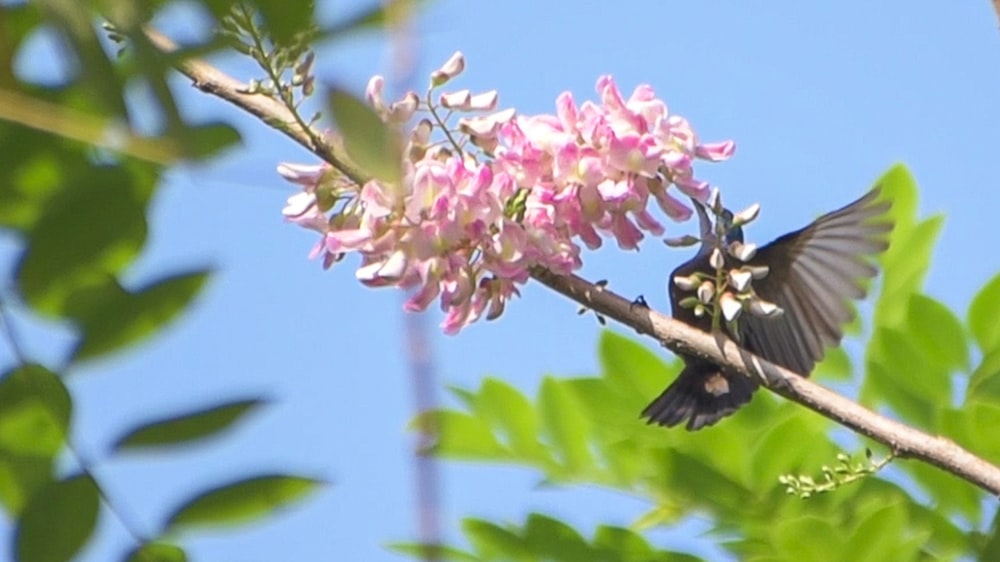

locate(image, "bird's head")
(693, 199), (744, 251)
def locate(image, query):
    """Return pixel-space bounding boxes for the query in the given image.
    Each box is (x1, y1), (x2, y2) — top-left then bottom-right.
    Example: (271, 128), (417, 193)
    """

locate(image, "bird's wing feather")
(736, 187), (893, 375)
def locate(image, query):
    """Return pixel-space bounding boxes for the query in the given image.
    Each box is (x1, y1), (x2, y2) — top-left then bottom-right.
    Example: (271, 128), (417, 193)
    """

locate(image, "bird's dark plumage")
(642, 188), (893, 430)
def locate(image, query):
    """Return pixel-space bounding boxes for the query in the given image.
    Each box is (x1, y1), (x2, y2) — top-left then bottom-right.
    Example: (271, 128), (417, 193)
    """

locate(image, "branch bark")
(144, 28), (1000, 497)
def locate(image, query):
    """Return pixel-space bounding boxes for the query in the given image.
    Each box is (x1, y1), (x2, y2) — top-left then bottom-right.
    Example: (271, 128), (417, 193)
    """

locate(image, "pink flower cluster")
(281, 52), (734, 333)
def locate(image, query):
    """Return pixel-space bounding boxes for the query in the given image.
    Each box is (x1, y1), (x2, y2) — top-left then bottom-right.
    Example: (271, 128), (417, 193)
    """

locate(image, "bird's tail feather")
(642, 363), (758, 430)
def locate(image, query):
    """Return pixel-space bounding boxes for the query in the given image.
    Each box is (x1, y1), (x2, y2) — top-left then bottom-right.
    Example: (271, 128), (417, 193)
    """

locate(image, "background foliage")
(1, 1), (999, 561)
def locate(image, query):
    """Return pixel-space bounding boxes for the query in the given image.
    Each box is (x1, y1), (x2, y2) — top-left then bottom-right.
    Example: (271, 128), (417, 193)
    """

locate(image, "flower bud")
(387, 91), (419, 122)
(731, 203), (760, 227)
(440, 89), (472, 110)
(748, 298), (784, 317)
(728, 241), (757, 262)
(469, 90), (499, 111)
(673, 274), (700, 291)
(746, 264), (770, 279)
(720, 292), (742, 322)
(365, 75), (386, 111)
(697, 280), (715, 304)
(728, 269), (752, 292)
(709, 248), (724, 269)
(663, 234), (700, 248)
(430, 51), (465, 86)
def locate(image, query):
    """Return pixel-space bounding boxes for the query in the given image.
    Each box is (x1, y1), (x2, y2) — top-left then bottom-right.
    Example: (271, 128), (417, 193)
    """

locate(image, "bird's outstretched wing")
(737, 187), (893, 376)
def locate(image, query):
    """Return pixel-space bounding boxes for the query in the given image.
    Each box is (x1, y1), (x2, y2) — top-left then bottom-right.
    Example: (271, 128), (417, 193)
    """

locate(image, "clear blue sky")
(4, 1), (1000, 561)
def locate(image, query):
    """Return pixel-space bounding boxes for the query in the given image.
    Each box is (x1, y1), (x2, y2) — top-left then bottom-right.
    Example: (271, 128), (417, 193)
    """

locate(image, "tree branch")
(144, 28), (1000, 497)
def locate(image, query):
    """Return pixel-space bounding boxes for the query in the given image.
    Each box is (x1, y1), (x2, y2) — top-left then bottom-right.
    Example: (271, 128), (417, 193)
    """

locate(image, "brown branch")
(145, 28), (1000, 497)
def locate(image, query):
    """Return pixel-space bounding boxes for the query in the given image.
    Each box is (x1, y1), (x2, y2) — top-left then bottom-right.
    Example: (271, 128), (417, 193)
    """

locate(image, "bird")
(641, 187), (893, 430)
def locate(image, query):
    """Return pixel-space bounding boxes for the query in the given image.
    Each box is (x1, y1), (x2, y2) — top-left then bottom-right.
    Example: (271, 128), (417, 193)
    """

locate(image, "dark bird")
(642, 188), (893, 430)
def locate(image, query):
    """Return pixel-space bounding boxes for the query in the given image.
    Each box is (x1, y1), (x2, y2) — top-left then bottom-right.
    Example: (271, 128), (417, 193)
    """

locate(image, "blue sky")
(4, 1), (1000, 561)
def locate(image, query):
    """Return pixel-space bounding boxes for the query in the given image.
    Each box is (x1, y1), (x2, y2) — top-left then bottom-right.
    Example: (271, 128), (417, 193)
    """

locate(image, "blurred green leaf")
(16, 474), (100, 562)
(876, 216), (943, 326)
(69, 269), (212, 361)
(16, 166), (150, 316)
(178, 122), (242, 161)
(813, 346), (852, 380)
(414, 410), (507, 459)
(256, 0), (314, 44)
(386, 542), (479, 562)
(772, 515), (845, 561)
(907, 294), (969, 372)
(978, 509), (1000, 561)
(870, 327), (949, 405)
(0, 455), (53, 517)
(165, 474), (322, 532)
(969, 272), (1000, 356)
(842, 500), (918, 562)
(522, 513), (591, 560)
(0, 126), (77, 231)
(0, 364), (71, 458)
(463, 519), (530, 560)
(474, 378), (545, 461)
(124, 542), (187, 562)
(539, 376), (592, 473)
(905, 461), (982, 522)
(327, 87), (403, 185)
(968, 349), (1000, 402)
(598, 330), (674, 403)
(112, 398), (265, 452)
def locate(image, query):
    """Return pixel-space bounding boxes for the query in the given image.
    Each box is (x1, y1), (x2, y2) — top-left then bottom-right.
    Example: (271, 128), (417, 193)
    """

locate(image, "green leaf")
(866, 327), (948, 414)
(968, 349), (1000, 401)
(813, 346), (852, 380)
(474, 378), (544, 461)
(598, 330), (674, 403)
(165, 474), (322, 532)
(386, 542), (478, 562)
(462, 519), (529, 560)
(16, 474), (100, 562)
(522, 513), (591, 561)
(978, 509), (1000, 561)
(876, 216), (943, 327)
(413, 410), (507, 459)
(874, 164), (918, 236)
(538, 377), (592, 473)
(178, 122), (241, 161)
(0, 455), (53, 517)
(124, 542), (188, 562)
(907, 294), (969, 372)
(16, 166), (150, 316)
(842, 500), (916, 562)
(0, 364), (71, 458)
(969, 272), (1000, 355)
(70, 269), (212, 361)
(771, 515), (845, 561)
(112, 398), (266, 452)
(257, 0), (314, 44)
(327, 87), (403, 184)
(0, 127), (74, 231)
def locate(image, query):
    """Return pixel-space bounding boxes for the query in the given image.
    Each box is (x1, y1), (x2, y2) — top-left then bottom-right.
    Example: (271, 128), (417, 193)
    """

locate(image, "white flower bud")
(731, 203), (761, 226)
(673, 274), (700, 291)
(697, 280), (715, 304)
(749, 298), (784, 317)
(709, 248), (724, 269)
(720, 292), (742, 322)
(728, 241), (757, 262)
(728, 269), (753, 292)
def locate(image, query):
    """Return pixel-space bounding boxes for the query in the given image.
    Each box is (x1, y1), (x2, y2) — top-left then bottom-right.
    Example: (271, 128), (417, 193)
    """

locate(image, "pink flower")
(280, 64), (733, 333)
